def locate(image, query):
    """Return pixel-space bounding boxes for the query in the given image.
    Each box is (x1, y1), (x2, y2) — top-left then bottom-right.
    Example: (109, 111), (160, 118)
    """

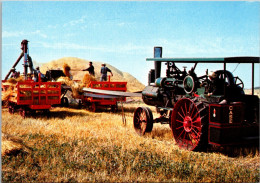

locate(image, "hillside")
(244, 88), (260, 97)
(39, 57), (145, 92)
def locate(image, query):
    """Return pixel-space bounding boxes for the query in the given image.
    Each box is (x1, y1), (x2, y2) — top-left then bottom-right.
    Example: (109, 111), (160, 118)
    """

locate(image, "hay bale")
(1, 133), (29, 156)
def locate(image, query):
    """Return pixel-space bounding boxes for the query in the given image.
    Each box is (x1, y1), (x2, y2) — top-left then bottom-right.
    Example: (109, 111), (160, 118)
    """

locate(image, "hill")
(244, 88), (260, 97)
(39, 57), (145, 92)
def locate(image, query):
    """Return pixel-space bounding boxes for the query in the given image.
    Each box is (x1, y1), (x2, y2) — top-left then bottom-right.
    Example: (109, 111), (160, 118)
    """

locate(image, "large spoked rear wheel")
(171, 98), (208, 151)
(133, 107), (153, 136)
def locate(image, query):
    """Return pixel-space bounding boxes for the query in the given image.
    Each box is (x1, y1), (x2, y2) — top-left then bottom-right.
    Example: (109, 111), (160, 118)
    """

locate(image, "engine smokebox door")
(142, 86), (163, 106)
(142, 86), (159, 98)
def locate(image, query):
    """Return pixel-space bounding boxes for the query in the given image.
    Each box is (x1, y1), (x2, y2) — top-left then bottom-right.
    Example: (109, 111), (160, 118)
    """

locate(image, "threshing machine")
(134, 47), (259, 151)
(75, 76), (127, 112)
(2, 40), (62, 117)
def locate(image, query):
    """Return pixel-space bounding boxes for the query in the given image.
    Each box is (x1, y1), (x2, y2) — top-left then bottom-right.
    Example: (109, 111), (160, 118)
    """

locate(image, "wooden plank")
(82, 87), (142, 97)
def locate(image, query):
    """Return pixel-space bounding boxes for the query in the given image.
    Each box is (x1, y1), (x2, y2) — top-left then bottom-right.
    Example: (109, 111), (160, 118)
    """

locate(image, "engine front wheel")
(19, 107), (26, 118)
(61, 97), (69, 107)
(171, 98), (208, 151)
(133, 107), (153, 136)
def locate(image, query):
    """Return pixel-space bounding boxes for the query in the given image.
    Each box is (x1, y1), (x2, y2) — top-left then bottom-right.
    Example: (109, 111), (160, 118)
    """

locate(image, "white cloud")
(2, 30), (47, 39)
(32, 30), (47, 38)
(30, 41), (151, 59)
(2, 31), (25, 38)
(63, 15), (87, 27)
(47, 24), (59, 29)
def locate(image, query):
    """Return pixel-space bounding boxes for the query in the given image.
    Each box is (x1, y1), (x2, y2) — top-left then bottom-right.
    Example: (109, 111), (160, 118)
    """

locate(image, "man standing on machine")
(82, 61), (95, 76)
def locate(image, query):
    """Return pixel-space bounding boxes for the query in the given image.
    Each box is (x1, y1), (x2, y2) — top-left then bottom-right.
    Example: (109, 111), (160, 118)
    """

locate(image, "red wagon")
(2, 79), (61, 117)
(79, 77), (127, 112)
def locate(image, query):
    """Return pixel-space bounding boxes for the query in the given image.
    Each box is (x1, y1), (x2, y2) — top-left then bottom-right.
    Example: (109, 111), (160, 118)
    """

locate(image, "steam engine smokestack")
(154, 47), (162, 79)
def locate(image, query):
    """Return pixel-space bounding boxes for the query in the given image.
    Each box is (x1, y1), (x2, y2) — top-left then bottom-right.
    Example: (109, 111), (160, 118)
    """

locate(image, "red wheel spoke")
(192, 125), (201, 131)
(181, 132), (187, 147)
(192, 117), (201, 124)
(176, 125), (184, 130)
(140, 112), (145, 121)
(184, 139), (190, 147)
(192, 111), (200, 121)
(176, 119), (184, 123)
(141, 122), (146, 129)
(188, 101), (191, 114)
(184, 102), (188, 114)
(181, 106), (186, 117)
(177, 129), (185, 140)
(177, 112), (185, 120)
(189, 136), (198, 145)
(183, 131), (187, 140)
(191, 129), (200, 138)
(182, 131), (188, 147)
(186, 135), (194, 145)
(136, 114), (140, 121)
(190, 104), (195, 117)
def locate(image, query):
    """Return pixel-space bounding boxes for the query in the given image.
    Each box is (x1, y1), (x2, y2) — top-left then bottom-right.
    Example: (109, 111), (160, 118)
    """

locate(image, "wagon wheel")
(90, 103), (96, 112)
(19, 108), (26, 118)
(78, 100), (82, 109)
(8, 105), (14, 114)
(111, 104), (118, 113)
(171, 98), (208, 151)
(8, 103), (15, 114)
(133, 107), (153, 136)
(61, 97), (69, 107)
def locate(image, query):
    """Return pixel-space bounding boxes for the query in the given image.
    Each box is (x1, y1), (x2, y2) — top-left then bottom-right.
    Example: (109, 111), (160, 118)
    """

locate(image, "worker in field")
(10, 68), (19, 79)
(82, 61), (95, 76)
(100, 63), (113, 81)
(208, 71), (225, 96)
(34, 66), (45, 82)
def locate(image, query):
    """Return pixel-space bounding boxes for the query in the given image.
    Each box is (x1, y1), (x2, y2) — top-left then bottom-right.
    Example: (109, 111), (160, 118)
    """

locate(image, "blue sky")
(2, 1), (260, 88)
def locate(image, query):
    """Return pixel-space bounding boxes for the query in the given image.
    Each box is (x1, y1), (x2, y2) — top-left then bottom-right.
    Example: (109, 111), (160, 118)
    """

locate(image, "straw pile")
(1, 76), (25, 103)
(1, 133), (30, 156)
(82, 73), (96, 87)
(57, 63), (97, 98)
(63, 63), (72, 78)
(1, 86), (15, 102)
(57, 76), (82, 98)
(6, 76), (25, 85)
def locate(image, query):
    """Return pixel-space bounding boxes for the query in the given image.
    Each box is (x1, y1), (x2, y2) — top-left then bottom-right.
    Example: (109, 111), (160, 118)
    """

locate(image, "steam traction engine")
(134, 47), (259, 151)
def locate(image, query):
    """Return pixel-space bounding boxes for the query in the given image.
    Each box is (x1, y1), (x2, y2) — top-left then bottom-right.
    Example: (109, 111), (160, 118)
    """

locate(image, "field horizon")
(1, 101), (259, 182)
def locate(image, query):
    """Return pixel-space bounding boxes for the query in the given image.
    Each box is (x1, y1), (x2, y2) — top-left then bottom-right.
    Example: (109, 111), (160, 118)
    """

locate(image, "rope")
(232, 63), (240, 73)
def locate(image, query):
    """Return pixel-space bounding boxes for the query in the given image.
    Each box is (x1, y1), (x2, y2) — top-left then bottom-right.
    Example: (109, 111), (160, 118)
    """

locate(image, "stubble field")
(1, 102), (259, 182)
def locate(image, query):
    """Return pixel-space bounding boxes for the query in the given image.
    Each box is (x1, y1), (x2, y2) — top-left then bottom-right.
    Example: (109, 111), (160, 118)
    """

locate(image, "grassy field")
(1, 102), (259, 182)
